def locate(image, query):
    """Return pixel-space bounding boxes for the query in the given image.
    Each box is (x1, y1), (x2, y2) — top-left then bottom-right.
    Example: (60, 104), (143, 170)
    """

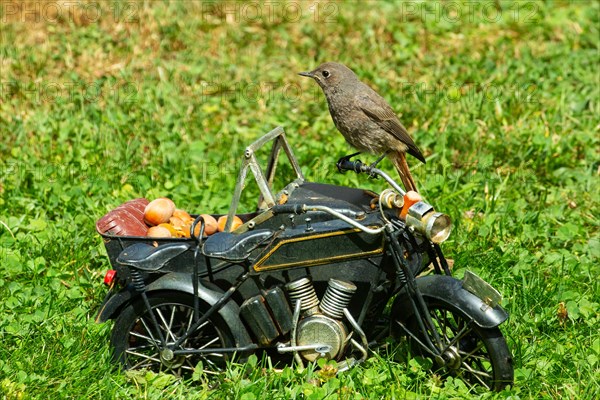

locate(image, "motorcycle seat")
(117, 242), (191, 271)
(202, 229), (274, 262)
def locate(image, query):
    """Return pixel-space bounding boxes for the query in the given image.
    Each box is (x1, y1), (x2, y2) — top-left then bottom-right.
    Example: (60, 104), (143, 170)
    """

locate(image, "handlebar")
(271, 158), (407, 235)
(271, 204), (306, 215)
(336, 158), (406, 196)
(271, 159), (451, 243)
(308, 205), (387, 235)
(336, 158), (370, 174)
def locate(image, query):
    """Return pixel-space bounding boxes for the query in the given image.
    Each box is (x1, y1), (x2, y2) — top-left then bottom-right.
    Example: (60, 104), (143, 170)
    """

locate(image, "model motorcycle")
(95, 127), (513, 391)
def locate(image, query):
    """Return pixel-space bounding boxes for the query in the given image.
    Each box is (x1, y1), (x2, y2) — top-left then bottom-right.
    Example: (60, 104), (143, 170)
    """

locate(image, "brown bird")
(299, 62), (425, 192)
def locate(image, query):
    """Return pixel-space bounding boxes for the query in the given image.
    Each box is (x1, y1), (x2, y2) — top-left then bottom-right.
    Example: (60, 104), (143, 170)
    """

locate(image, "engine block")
(286, 277), (357, 361)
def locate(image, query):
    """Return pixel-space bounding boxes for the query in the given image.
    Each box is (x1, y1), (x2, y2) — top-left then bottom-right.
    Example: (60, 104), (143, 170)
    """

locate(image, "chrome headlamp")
(405, 201), (452, 243)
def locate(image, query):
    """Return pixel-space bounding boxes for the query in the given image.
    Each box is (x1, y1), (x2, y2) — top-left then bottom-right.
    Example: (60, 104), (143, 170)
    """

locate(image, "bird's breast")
(326, 102), (386, 154)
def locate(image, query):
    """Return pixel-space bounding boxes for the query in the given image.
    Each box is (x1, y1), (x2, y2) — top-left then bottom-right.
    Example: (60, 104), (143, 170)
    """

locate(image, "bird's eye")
(322, 70), (330, 78)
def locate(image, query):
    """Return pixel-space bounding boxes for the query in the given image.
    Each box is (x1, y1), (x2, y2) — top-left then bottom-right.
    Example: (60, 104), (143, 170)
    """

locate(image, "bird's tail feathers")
(389, 151), (418, 193)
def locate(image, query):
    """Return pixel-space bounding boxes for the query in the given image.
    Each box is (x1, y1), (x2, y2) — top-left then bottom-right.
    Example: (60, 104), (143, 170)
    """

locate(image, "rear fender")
(392, 275), (508, 329)
(95, 273), (251, 346)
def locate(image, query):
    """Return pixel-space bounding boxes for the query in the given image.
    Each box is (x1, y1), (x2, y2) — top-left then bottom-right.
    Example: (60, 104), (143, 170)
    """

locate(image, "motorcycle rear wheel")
(400, 299), (513, 391)
(111, 292), (235, 376)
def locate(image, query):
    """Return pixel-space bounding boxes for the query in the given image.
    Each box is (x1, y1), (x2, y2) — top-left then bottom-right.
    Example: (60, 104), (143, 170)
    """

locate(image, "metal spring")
(285, 277), (319, 315)
(397, 268), (407, 284)
(130, 270), (146, 292)
(319, 279), (357, 320)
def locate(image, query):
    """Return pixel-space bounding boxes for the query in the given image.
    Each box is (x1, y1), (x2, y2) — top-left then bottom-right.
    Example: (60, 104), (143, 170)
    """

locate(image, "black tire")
(111, 292), (236, 376)
(400, 298), (513, 391)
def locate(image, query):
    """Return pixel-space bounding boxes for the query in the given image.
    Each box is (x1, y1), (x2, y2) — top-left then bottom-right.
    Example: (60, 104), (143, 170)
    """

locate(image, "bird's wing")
(357, 93), (425, 163)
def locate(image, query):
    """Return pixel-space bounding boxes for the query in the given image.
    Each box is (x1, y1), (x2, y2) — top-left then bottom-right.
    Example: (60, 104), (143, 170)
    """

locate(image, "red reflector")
(103, 270), (117, 286)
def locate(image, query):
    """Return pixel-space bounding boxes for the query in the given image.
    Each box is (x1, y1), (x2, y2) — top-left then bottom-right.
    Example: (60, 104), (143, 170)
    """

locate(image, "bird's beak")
(298, 71), (314, 78)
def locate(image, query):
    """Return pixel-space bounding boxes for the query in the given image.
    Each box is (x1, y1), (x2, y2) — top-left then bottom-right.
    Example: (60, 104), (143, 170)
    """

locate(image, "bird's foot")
(364, 163), (380, 179)
(361, 154), (389, 179)
(369, 152), (388, 169)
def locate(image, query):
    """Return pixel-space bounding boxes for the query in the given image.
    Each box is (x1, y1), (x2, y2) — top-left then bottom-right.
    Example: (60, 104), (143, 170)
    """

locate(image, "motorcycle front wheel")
(398, 299), (513, 391)
(110, 292), (236, 376)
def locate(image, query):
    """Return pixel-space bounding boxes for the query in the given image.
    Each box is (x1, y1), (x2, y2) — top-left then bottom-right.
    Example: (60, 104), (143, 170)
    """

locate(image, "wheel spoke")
(461, 359), (492, 378)
(155, 307), (177, 343)
(130, 330), (156, 343)
(440, 309), (453, 340)
(202, 355), (223, 368)
(460, 361), (492, 389)
(126, 349), (161, 364)
(198, 336), (220, 350)
(430, 310), (448, 339)
(201, 368), (221, 375)
(430, 309), (461, 344)
(127, 343), (157, 352)
(458, 340), (485, 359)
(131, 359), (160, 370)
(184, 357), (196, 370)
(444, 323), (475, 352)
(401, 300), (511, 391)
(139, 316), (161, 348)
(186, 308), (195, 331)
(122, 299), (230, 375)
(168, 305), (180, 339)
(184, 320), (209, 347)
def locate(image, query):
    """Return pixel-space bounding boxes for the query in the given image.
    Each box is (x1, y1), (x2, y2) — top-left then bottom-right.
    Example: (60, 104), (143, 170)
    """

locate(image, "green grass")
(1, 0), (598, 398)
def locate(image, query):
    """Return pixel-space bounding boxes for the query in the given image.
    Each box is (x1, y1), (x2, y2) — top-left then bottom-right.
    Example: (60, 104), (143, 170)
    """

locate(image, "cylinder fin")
(285, 277), (319, 315)
(319, 279), (357, 319)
